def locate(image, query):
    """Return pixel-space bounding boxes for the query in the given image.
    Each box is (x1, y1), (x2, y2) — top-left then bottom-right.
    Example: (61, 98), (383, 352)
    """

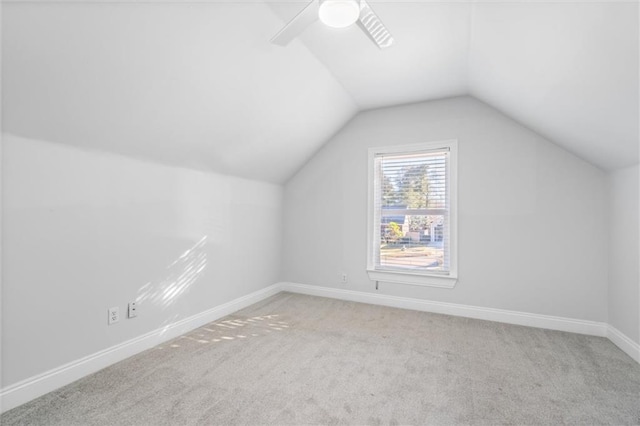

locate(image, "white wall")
(608, 165), (640, 344)
(283, 96), (609, 322)
(1, 133), (282, 388)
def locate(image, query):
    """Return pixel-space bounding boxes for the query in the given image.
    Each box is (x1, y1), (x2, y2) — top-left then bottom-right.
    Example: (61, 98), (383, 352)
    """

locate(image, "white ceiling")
(2, 3), (357, 183)
(468, 2), (639, 171)
(2, 1), (638, 183)
(268, 2), (471, 109)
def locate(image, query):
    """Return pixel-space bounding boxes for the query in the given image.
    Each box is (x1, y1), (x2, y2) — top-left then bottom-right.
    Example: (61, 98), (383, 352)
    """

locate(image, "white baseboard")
(0, 283), (282, 414)
(607, 325), (640, 363)
(281, 282), (608, 337)
(282, 282), (640, 362)
(3, 281), (638, 413)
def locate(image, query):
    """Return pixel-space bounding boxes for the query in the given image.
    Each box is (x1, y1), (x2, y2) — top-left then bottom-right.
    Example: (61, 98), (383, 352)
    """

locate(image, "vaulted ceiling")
(3, 1), (638, 183)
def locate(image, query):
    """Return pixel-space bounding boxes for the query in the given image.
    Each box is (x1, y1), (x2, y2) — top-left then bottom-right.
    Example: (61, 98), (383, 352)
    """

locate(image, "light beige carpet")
(2, 292), (640, 425)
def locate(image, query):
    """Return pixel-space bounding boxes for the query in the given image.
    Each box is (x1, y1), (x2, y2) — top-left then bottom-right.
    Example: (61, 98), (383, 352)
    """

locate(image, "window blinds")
(373, 148), (450, 274)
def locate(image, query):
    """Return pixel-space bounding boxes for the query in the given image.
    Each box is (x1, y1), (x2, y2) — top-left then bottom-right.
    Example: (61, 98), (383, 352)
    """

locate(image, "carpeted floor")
(2, 292), (640, 425)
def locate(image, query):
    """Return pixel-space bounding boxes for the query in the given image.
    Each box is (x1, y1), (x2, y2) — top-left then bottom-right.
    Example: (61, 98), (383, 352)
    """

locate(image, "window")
(367, 140), (458, 288)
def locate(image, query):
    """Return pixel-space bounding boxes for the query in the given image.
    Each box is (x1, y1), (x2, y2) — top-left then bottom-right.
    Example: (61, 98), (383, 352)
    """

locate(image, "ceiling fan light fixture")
(318, 0), (360, 29)
(270, 0), (393, 49)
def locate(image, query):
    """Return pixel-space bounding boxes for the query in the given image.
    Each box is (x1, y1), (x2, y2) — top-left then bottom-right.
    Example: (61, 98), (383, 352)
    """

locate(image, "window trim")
(366, 140), (458, 288)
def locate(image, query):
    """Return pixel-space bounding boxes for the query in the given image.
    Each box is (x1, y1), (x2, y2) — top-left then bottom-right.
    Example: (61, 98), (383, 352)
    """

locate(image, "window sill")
(367, 269), (457, 289)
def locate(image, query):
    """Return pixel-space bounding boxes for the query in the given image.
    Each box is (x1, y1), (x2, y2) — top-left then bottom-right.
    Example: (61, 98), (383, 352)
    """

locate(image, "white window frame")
(367, 140), (458, 288)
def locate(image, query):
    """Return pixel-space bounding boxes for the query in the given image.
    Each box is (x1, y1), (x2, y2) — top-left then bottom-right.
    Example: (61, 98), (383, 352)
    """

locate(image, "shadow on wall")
(136, 236), (208, 311)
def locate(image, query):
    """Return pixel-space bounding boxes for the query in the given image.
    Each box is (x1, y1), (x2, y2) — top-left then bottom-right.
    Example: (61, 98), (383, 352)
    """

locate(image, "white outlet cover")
(108, 307), (119, 325)
(128, 302), (137, 318)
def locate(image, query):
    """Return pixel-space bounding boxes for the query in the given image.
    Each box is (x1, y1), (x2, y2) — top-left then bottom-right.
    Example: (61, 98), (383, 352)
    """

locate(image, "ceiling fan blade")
(357, 0), (394, 49)
(271, 0), (319, 46)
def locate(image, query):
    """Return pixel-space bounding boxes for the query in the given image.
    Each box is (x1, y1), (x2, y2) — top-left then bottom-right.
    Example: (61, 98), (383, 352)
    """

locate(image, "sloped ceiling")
(2, 2), (358, 183)
(468, 2), (638, 171)
(2, 1), (638, 183)
(267, 1), (471, 109)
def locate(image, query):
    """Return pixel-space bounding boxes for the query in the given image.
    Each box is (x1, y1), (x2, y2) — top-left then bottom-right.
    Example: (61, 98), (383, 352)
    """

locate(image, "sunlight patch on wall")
(137, 236), (208, 309)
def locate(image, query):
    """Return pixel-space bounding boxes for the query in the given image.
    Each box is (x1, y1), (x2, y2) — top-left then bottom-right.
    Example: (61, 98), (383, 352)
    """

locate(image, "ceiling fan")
(271, 0), (394, 49)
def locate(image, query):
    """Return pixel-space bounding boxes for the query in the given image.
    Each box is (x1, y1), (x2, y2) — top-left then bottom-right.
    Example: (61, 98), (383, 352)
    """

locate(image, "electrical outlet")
(341, 273), (348, 284)
(128, 301), (137, 318)
(108, 307), (119, 325)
